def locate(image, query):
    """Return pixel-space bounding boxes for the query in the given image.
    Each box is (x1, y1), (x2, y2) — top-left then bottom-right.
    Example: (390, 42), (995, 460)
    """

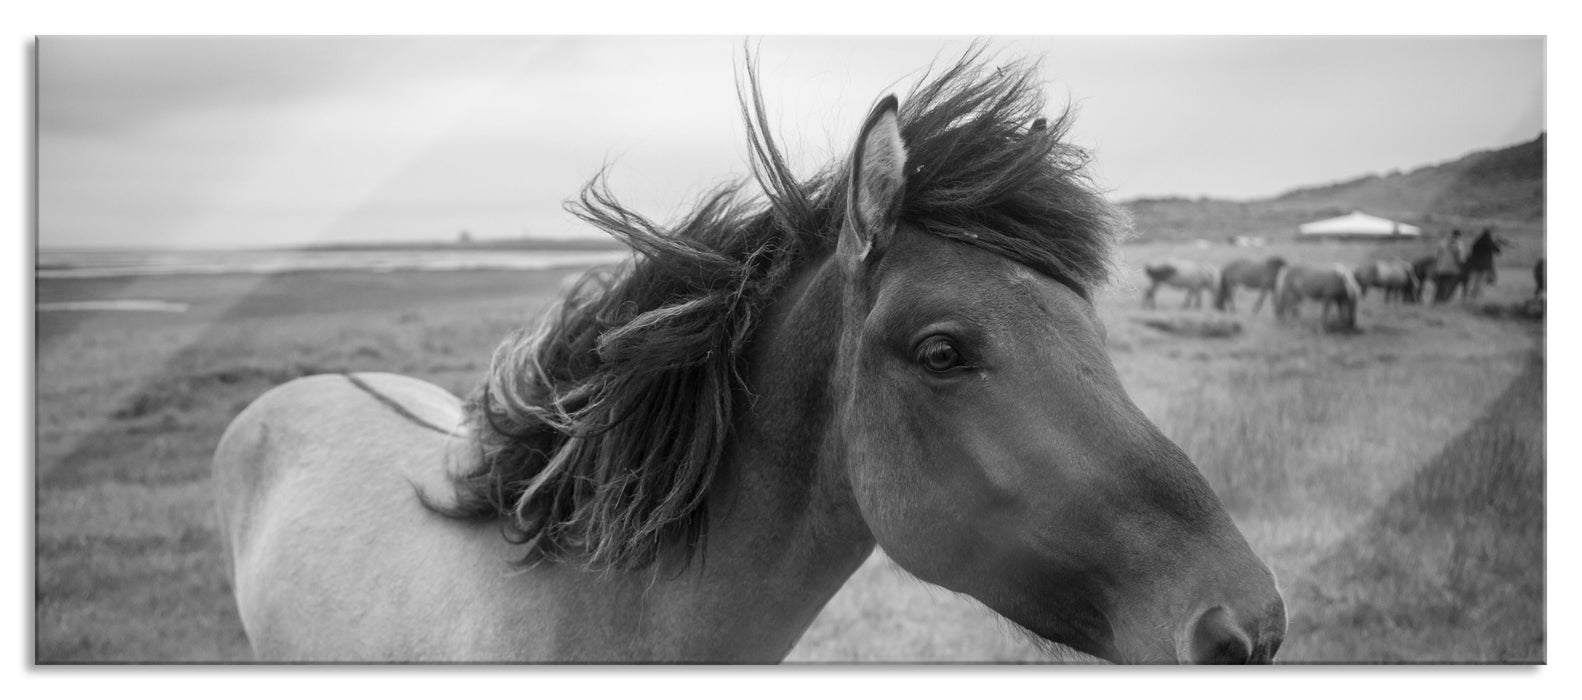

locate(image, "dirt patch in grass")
(1137, 315), (1244, 338)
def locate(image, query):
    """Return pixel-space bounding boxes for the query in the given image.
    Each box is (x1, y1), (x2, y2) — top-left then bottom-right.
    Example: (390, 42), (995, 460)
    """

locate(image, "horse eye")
(916, 337), (964, 373)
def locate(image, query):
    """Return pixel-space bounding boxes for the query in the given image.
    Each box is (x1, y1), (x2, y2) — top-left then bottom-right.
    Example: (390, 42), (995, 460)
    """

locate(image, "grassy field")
(34, 239), (1545, 663)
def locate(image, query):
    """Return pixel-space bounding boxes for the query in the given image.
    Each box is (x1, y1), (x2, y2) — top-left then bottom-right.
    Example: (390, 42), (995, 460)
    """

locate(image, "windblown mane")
(429, 47), (1123, 571)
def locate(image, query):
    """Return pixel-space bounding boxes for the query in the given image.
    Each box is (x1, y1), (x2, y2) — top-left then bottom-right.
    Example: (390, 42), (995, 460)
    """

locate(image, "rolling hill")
(1120, 133), (1545, 243)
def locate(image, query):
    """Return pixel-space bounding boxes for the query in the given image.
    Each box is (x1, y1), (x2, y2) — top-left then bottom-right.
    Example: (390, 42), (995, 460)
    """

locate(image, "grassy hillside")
(1122, 133), (1546, 243)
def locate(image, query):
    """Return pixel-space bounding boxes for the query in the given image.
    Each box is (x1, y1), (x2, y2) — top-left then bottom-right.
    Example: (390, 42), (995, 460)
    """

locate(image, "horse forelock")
(433, 45), (1121, 572)
(893, 51), (1121, 296)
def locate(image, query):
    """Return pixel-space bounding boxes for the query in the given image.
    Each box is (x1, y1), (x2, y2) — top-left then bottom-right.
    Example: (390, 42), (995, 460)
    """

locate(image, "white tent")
(1297, 210), (1421, 238)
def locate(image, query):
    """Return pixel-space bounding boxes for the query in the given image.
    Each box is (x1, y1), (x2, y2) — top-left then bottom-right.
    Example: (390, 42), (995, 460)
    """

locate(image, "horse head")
(824, 93), (1284, 664)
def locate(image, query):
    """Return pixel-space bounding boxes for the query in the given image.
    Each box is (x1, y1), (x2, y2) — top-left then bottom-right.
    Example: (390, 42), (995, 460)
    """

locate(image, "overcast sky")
(38, 35), (1544, 249)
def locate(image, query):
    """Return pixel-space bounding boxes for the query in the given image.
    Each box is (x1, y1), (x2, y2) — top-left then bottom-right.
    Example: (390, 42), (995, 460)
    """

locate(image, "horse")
(1529, 257), (1547, 318)
(1408, 254), (1439, 304)
(1214, 256), (1287, 313)
(1142, 260), (1220, 310)
(1409, 253), (1464, 304)
(1427, 231), (1471, 304)
(1274, 263), (1361, 332)
(213, 51), (1285, 664)
(1462, 228), (1504, 300)
(1352, 259), (1419, 304)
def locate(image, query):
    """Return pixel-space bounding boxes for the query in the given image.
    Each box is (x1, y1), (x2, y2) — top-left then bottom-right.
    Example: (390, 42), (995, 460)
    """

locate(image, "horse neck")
(559, 251), (874, 662)
(707, 250), (877, 635)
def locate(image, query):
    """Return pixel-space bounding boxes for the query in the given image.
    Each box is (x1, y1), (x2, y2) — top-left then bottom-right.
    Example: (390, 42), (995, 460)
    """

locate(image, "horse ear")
(840, 95), (906, 262)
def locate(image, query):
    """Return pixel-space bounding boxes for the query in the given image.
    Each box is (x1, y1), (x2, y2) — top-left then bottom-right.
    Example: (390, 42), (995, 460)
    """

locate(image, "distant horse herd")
(1142, 250), (1546, 333)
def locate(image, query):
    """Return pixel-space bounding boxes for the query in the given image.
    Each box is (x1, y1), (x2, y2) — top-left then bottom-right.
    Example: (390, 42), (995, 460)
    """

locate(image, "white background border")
(9, 1), (1573, 697)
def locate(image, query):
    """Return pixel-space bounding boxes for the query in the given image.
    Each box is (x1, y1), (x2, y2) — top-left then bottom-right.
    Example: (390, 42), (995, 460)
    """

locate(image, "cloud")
(36, 36), (1545, 249)
(38, 36), (547, 137)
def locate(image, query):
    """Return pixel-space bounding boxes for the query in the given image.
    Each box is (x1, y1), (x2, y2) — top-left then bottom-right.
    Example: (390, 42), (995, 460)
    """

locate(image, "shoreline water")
(37, 299), (192, 313)
(35, 248), (631, 279)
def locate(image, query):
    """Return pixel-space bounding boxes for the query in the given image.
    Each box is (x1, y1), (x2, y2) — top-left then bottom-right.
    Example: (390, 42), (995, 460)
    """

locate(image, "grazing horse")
(1274, 263), (1361, 332)
(1353, 259), (1419, 304)
(1214, 256), (1287, 313)
(213, 53), (1284, 664)
(1142, 260), (1220, 310)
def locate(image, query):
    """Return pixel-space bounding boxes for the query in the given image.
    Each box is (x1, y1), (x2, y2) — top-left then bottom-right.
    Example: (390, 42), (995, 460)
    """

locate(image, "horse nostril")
(1189, 606), (1253, 664)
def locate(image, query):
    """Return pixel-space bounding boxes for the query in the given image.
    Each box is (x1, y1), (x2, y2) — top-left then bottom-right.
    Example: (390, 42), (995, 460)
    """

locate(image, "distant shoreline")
(35, 246), (631, 280)
(38, 236), (628, 255)
(292, 237), (626, 253)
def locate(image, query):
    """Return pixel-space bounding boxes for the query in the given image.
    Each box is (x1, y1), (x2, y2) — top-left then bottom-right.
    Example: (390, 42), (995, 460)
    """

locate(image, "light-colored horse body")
(215, 371), (867, 662)
(1353, 259), (1419, 303)
(1274, 263), (1361, 332)
(1142, 260), (1220, 309)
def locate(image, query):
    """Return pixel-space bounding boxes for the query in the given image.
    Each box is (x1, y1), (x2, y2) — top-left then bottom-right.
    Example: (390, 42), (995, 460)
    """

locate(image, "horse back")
(213, 373), (465, 549)
(212, 373), (491, 659)
(1222, 258), (1252, 282)
(1143, 262), (1177, 283)
(1280, 264), (1352, 300)
(1376, 259), (1413, 286)
(1146, 260), (1217, 287)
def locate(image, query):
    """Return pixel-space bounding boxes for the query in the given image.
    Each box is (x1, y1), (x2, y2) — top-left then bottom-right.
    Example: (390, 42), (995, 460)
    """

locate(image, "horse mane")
(427, 46), (1122, 572)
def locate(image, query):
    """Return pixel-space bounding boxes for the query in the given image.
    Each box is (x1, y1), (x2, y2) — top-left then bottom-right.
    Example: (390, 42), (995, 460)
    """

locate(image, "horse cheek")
(846, 379), (990, 583)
